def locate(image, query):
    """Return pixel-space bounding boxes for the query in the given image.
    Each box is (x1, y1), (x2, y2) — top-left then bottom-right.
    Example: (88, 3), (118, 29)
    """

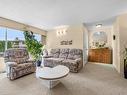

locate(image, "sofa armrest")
(6, 62), (17, 67)
(75, 58), (83, 71)
(75, 58), (82, 62)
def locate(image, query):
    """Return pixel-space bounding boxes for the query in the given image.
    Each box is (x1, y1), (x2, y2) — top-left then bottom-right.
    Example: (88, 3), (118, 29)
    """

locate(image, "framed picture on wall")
(60, 40), (73, 45)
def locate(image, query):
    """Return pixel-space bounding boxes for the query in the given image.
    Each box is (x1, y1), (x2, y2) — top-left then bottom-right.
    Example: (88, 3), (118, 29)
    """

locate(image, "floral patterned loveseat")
(4, 48), (36, 80)
(43, 48), (83, 72)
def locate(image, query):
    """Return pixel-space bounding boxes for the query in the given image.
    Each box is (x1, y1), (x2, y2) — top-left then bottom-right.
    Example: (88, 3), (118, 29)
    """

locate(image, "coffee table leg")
(49, 80), (60, 89)
(41, 79), (60, 89)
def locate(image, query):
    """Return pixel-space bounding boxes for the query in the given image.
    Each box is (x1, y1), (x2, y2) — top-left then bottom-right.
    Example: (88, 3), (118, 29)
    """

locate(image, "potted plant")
(24, 31), (43, 67)
(124, 47), (127, 78)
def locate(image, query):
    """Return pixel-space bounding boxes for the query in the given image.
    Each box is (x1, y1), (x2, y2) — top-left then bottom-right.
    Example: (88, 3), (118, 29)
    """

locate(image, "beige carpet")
(0, 62), (127, 95)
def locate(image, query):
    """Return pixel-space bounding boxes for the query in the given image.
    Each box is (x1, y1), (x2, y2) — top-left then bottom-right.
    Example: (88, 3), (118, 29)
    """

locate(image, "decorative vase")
(36, 60), (41, 67)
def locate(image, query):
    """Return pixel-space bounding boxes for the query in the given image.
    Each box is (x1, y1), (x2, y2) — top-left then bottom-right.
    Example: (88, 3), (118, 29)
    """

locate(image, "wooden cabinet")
(88, 48), (112, 64)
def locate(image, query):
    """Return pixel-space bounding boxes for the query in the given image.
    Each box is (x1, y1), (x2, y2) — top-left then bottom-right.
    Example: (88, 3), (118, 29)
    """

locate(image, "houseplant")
(124, 47), (127, 78)
(24, 31), (43, 66)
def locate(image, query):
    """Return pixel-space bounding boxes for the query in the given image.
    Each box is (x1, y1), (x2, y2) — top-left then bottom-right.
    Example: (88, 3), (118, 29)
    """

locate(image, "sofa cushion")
(50, 49), (60, 54)
(44, 58), (64, 62)
(67, 54), (74, 59)
(59, 49), (69, 59)
(4, 48), (29, 64)
(59, 53), (68, 59)
(62, 59), (76, 63)
(17, 63), (34, 68)
(60, 48), (69, 53)
(43, 58), (64, 67)
(73, 55), (82, 59)
(53, 58), (64, 62)
(62, 59), (79, 69)
(52, 53), (60, 58)
(67, 49), (82, 59)
(43, 58), (54, 67)
(43, 58), (54, 61)
(49, 49), (60, 58)
(12, 63), (34, 73)
(69, 49), (82, 55)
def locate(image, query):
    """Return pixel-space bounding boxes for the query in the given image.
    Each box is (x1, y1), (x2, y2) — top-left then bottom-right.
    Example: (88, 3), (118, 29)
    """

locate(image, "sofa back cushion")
(67, 49), (82, 60)
(59, 48), (69, 59)
(4, 48), (29, 64)
(49, 49), (60, 58)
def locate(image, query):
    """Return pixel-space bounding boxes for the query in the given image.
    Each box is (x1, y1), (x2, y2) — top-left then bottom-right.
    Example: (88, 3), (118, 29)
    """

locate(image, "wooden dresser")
(88, 48), (112, 64)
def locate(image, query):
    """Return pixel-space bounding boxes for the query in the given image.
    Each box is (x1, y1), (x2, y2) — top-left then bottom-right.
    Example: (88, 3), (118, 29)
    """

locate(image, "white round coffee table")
(36, 65), (69, 89)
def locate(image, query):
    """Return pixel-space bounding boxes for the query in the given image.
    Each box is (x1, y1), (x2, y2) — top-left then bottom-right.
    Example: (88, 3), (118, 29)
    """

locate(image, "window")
(0, 27), (41, 52)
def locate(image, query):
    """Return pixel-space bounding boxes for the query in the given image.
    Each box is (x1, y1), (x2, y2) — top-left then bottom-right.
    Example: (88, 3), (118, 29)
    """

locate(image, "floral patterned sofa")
(43, 48), (83, 72)
(4, 48), (36, 80)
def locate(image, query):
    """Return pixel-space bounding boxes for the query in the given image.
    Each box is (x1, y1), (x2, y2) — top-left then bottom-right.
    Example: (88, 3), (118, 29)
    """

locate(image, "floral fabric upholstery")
(59, 49), (69, 59)
(49, 49), (60, 58)
(68, 49), (82, 60)
(43, 48), (83, 72)
(4, 48), (29, 64)
(44, 58), (63, 67)
(4, 48), (36, 80)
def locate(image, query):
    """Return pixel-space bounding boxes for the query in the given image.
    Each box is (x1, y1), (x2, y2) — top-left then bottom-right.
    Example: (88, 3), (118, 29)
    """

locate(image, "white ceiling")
(0, 0), (127, 30)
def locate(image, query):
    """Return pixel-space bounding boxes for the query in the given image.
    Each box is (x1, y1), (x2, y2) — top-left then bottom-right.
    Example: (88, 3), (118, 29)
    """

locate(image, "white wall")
(46, 24), (85, 50)
(112, 13), (127, 75)
(112, 19), (120, 73)
(118, 14), (127, 75)
(83, 24), (89, 64)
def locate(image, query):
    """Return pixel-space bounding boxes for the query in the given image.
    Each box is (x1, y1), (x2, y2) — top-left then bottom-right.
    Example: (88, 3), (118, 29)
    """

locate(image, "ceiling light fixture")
(96, 24), (102, 28)
(55, 25), (69, 36)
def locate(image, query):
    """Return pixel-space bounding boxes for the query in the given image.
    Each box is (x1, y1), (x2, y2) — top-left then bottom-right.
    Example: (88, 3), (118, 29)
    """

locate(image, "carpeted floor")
(0, 62), (127, 95)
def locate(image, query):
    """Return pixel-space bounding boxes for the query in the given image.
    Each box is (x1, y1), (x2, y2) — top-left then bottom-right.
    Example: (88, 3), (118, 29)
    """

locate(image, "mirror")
(92, 31), (107, 48)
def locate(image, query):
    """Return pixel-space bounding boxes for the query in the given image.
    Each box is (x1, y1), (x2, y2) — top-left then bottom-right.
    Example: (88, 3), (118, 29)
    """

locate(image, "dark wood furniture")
(88, 48), (112, 64)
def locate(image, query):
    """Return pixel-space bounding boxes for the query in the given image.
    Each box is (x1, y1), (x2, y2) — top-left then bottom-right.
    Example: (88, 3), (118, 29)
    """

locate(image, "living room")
(0, 0), (127, 95)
